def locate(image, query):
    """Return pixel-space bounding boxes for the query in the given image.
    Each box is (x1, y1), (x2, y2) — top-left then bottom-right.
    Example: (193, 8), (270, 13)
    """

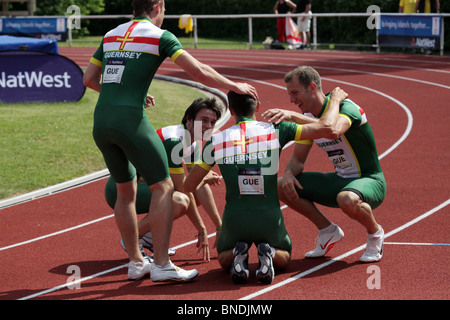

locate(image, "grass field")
(0, 80), (207, 200)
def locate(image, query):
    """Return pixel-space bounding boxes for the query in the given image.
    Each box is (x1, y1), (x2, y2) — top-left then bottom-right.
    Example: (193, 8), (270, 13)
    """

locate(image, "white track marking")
(17, 200), (448, 300)
(239, 199), (450, 300)
(18, 233), (217, 300)
(384, 242), (450, 246)
(0, 73), (412, 253)
(3, 54), (432, 300)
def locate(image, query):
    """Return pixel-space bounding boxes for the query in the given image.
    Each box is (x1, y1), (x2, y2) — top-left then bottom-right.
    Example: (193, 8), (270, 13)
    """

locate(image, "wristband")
(196, 230), (207, 237)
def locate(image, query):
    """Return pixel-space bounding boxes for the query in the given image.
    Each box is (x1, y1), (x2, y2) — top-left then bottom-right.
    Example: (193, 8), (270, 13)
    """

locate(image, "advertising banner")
(378, 14), (442, 50)
(0, 17), (67, 42)
(0, 35), (58, 54)
(0, 51), (85, 103)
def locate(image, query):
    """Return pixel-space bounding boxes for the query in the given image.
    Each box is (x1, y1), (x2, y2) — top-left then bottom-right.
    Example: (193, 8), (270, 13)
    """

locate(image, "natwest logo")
(0, 71), (72, 89)
(0, 50), (85, 103)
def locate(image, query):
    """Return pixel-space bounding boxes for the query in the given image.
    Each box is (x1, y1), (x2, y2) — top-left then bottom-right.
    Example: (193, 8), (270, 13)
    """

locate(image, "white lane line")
(17, 199), (448, 300)
(18, 233), (217, 300)
(0, 215), (114, 252)
(239, 199), (450, 300)
(194, 58), (450, 90)
(192, 50), (450, 67)
(384, 242), (450, 246)
(1, 72), (412, 253)
(6, 63), (415, 300)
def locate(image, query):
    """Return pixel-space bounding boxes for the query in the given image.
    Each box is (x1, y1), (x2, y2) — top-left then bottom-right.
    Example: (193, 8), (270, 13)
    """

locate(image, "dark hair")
(181, 97), (223, 126)
(132, 0), (161, 16)
(227, 91), (257, 118)
(284, 66), (322, 91)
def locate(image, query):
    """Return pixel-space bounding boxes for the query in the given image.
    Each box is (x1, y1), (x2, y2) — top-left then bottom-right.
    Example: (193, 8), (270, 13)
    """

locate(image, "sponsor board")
(0, 50), (85, 103)
(0, 17), (67, 42)
(378, 14), (442, 49)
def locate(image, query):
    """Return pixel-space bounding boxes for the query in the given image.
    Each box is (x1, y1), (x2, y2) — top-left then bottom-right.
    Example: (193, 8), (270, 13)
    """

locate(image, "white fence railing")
(52, 12), (450, 55)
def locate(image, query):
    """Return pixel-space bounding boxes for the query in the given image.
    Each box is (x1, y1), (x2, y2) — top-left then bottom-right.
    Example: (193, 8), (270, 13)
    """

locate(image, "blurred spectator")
(399, 0), (417, 13)
(294, 0), (312, 47)
(416, 0), (440, 13)
(273, 0), (297, 42)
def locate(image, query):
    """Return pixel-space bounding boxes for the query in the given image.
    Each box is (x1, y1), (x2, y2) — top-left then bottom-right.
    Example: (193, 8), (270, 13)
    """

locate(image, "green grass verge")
(0, 80), (206, 200)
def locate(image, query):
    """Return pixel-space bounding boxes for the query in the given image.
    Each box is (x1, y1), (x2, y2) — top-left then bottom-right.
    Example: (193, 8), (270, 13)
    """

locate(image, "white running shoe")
(305, 224), (345, 258)
(128, 257), (151, 280)
(360, 226), (384, 263)
(150, 261), (199, 282)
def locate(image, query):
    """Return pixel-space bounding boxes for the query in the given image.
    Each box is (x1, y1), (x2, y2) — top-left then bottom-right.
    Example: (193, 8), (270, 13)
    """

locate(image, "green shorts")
(93, 105), (169, 185)
(216, 207), (292, 254)
(296, 171), (386, 209)
(104, 176), (152, 214)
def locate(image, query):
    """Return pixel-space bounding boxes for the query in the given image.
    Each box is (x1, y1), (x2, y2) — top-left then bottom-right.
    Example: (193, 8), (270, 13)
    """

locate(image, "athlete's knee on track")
(218, 250), (234, 271)
(274, 249), (291, 270)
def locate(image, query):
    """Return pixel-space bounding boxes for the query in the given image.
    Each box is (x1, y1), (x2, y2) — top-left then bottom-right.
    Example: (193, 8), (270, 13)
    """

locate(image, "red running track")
(1, 48), (449, 302)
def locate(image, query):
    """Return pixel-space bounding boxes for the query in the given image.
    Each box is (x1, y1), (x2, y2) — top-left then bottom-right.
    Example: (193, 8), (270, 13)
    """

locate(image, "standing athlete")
(83, 0), (257, 282)
(263, 66), (386, 262)
(104, 98), (223, 261)
(184, 88), (348, 284)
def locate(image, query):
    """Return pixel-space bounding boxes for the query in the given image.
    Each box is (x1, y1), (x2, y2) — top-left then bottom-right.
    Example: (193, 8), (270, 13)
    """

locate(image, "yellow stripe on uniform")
(169, 167), (185, 174)
(294, 124), (313, 145)
(339, 113), (352, 126)
(90, 57), (102, 67)
(198, 161), (213, 171)
(171, 49), (186, 62)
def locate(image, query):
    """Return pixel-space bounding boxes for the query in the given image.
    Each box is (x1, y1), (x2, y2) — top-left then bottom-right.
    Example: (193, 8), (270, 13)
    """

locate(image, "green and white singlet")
(104, 124), (199, 214)
(297, 94), (387, 209)
(199, 117), (302, 252)
(91, 17), (185, 185)
(156, 124), (200, 174)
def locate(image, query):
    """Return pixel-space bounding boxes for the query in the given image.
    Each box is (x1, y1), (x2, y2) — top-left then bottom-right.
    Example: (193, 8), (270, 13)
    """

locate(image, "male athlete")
(104, 98), (223, 261)
(83, 0), (257, 282)
(263, 66), (386, 262)
(184, 88), (348, 284)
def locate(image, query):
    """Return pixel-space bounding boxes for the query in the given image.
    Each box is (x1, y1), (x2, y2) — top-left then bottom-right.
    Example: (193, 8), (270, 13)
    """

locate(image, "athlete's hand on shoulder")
(330, 87), (348, 103)
(145, 94), (155, 108)
(262, 108), (292, 124)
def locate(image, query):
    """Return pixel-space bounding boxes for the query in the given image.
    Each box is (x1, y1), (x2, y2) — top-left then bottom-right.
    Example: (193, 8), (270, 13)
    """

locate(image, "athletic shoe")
(360, 226), (384, 263)
(141, 232), (177, 256)
(150, 260), (199, 282)
(230, 242), (250, 284)
(256, 242), (275, 284)
(128, 257), (151, 280)
(305, 224), (345, 258)
(120, 234), (150, 259)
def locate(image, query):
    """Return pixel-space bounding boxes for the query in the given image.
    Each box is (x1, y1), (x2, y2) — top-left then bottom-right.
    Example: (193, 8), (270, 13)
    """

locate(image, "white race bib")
(238, 168), (264, 195)
(103, 59), (125, 84)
